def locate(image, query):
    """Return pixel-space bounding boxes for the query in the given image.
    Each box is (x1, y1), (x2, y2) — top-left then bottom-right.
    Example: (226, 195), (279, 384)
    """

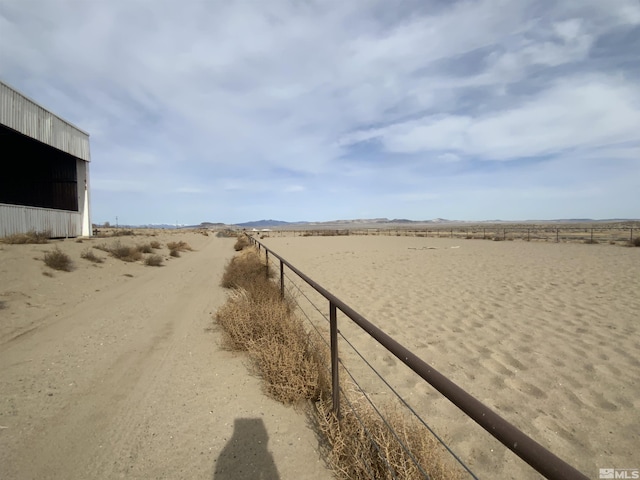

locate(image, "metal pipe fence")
(248, 235), (589, 480)
(255, 226), (637, 245)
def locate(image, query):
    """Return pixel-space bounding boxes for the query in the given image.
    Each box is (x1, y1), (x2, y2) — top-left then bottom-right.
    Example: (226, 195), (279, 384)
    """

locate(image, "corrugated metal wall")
(0, 81), (92, 238)
(0, 81), (90, 161)
(0, 203), (81, 238)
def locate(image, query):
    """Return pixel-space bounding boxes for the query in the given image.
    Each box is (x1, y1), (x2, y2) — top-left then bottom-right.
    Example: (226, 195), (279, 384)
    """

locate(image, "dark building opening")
(0, 123), (78, 211)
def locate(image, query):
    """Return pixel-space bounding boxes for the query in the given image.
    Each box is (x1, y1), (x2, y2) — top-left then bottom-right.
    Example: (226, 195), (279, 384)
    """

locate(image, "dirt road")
(0, 233), (331, 479)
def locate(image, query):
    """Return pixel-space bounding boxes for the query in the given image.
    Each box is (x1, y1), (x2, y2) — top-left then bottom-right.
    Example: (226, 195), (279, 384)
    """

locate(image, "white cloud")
(345, 76), (640, 161)
(1, 0), (639, 222)
(284, 185), (305, 193)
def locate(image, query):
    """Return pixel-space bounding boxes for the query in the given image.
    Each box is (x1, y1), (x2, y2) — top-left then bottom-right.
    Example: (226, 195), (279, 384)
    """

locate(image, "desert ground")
(260, 234), (640, 479)
(0, 231), (332, 480)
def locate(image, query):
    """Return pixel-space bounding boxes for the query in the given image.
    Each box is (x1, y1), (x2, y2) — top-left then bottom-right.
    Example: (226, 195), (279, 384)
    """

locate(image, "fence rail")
(249, 235), (589, 480)
(252, 225), (637, 245)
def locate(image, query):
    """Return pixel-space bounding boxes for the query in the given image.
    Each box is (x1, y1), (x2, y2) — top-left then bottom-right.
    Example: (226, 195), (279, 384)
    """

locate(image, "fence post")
(590, 228), (594, 243)
(265, 250), (269, 278)
(280, 260), (284, 299)
(556, 229), (559, 243)
(330, 302), (340, 419)
(527, 229), (530, 242)
(631, 228), (634, 244)
(503, 228), (506, 240)
(450, 229), (453, 238)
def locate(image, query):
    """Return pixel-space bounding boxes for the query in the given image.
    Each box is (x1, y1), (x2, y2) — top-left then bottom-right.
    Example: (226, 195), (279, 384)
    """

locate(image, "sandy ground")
(261, 235), (640, 480)
(0, 231), (332, 480)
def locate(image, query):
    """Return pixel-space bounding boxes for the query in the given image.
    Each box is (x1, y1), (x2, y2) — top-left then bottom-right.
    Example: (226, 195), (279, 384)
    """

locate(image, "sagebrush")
(145, 254), (163, 266)
(81, 249), (104, 263)
(96, 241), (142, 262)
(44, 247), (73, 271)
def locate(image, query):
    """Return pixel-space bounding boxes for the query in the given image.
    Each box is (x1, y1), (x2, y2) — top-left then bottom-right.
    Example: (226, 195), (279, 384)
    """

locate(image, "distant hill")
(235, 219), (301, 228)
(231, 217), (638, 229)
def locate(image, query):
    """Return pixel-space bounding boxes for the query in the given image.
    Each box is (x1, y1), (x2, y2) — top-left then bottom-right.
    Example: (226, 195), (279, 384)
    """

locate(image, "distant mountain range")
(234, 219), (306, 228)
(114, 218), (638, 229)
(231, 217), (638, 228)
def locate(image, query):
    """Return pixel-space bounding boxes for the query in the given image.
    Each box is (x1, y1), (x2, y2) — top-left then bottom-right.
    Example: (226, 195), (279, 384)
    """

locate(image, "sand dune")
(263, 235), (640, 479)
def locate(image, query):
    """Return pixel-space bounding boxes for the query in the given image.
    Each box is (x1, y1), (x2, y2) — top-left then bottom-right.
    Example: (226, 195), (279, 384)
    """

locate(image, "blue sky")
(1, 0), (639, 225)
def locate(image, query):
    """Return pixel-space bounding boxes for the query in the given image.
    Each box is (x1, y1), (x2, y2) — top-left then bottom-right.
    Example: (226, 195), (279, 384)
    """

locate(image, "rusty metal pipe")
(251, 238), (588, 480)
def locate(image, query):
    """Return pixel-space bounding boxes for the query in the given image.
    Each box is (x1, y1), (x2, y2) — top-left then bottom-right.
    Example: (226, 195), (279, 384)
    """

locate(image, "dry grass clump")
(144, 254), (163, 266)
(137, 243), (153, 254)
(3, 230), (51, 244)
(216, 229), (237, 238)
(215, 246), (462, 479)
(216, 248), (328, 404)
(44, 247), (73, 271)
(150, 240), (162, 249)
(314, 398), (461, 480)
(112, 229), (135, 236)
(107, 241), (143, 262)
(167, 240), (192, 251)
(167, 240), (192, 257)
(630, 237), (640, 247)
(234, 234), (251, 251)
(81, 249), (104, 263)
(220, 249), (273, 289)
(93, 243), (110, 252)
(216, 287), (329, 404)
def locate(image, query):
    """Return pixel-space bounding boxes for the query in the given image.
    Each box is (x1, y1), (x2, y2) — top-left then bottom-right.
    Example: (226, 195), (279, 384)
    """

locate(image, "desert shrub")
(0, 300), (6, 310)
(144, 254), (163, 266)
(93, 243), (111, 252)
(314, 398), (461, 480)
(108, 241), (142, 262)
(216, 251), (328, 404)
(167, 240), (192, 251)
(234, 235), (251, 251)
(167, 240), (192, 256)
(81, 249), (104, 263)
(137, 243), (153, 254)
(3, 230), (51, 244)
(220, 249), (273, 290)
(215, 245), (463, 479)
(631, 237), (640, 247)
(216, 229), (237, 238)
(150, 240), (162, 249)
(44, 247), (73, 271)
(584, 239), (599, 244)
(112, 229), (135, 236)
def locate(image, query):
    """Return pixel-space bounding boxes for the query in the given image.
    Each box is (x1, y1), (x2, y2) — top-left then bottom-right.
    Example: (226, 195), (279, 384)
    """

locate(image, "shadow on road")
(213, 417), (280, 480)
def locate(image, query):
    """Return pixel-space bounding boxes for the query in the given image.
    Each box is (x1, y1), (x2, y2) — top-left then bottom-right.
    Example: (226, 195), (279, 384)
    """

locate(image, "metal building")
(0, 80), (92, 238)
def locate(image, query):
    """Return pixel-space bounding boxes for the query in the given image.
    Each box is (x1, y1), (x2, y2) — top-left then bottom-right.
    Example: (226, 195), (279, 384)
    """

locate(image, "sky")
(1, 0), (639, 225)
